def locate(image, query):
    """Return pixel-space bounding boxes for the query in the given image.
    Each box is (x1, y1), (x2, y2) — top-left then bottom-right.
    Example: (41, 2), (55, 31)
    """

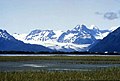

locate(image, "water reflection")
(0, 60), (120, 72)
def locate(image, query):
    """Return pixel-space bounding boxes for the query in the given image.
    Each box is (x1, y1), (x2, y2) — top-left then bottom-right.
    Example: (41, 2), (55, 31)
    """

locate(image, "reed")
(0, 67), (120, 81)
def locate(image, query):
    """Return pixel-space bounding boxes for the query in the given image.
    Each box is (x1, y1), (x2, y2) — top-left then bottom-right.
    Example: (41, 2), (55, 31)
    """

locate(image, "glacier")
(13, 24), (112, 52)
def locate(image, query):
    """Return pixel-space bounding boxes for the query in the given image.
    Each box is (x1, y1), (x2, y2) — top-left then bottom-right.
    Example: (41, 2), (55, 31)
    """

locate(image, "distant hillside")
(0, 29), (53, 52)
(89, 27), (120, 53)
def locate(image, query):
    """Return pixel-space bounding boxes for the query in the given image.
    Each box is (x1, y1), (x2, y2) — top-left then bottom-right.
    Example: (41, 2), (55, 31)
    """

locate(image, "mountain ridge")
(0, 29), (53, 52)
(89, 27), (120, 53)
(13, 25), (112, 52)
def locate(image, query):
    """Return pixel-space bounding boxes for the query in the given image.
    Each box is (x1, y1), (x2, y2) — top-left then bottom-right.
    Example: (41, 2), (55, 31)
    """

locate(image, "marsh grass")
(0, 67), (120, 81)
(0, 56), (120, 64)
(0, 56), (120, 61)
(0, 56), (120, 81)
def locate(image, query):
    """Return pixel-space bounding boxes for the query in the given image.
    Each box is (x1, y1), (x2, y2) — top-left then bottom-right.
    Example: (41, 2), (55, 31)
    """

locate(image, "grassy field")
(0, 67), (120, 81)
(0, 56), (120, 64)
(0, 56), (120, 81)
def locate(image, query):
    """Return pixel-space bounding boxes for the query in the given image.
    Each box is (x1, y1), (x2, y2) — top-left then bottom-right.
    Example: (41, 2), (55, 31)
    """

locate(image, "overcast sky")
(0, 0), (120, 34)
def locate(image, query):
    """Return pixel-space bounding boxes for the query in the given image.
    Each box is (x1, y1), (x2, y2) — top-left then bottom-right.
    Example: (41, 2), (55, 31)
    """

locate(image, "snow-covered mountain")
(13, 25), (111, 52)
(58, 25), (110, 44)
(89, 27), (120, 53)
(13, 33), (27, 41)
(25, 30), (63, 42)
(0, 29), (53, 52)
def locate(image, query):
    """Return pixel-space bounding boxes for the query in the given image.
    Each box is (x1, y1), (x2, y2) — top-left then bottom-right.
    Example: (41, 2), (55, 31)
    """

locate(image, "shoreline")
(0, 54), (120, 56)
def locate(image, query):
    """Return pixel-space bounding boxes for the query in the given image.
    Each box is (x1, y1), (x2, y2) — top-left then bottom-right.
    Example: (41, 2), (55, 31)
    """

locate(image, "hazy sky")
(0, 0), (120, 34)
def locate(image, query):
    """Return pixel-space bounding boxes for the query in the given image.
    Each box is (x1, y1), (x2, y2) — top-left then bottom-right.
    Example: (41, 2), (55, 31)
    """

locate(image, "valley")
(13, 24), (111, 52)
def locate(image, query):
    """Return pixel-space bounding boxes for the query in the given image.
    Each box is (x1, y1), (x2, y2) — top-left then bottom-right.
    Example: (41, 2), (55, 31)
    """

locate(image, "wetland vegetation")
(0, 67), (120, 81)
(0, 56), (120, 81)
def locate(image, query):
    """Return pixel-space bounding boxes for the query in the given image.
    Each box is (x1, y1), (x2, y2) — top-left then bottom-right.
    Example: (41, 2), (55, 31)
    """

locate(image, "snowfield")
(12, 24), (114, 52)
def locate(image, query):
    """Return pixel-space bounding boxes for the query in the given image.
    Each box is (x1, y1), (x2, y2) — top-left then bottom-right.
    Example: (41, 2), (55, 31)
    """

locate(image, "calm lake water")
(0, 60), (120, 72)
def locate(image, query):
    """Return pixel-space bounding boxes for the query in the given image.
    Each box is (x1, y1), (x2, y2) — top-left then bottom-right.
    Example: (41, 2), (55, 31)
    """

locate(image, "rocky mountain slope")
(0, 29), (53, 52)
(89, 27), (120, 53)
(13, 25), (111, 52)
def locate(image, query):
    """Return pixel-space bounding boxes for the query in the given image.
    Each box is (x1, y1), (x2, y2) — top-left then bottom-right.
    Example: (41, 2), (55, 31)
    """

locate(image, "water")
(0, 54), (119, 56)
(0, 60), (120, 72)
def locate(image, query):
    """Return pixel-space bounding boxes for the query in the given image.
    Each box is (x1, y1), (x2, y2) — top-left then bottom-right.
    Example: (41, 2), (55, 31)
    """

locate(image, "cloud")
(103, 12), (118, 20)
(95, 11), (120, 20)
(95, 12), (103, 15)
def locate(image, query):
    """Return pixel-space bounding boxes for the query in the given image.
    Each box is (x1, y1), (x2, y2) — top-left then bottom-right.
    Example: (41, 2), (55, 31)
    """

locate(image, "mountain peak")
(0, 29), (14, 40)
(74, 25), (80, 30)
(11, 25), (111, 52)
(0, 29), (7, 34)
(89, 27), (120, 52)
(73, 24), (87, 31)
(89, 25), (99, 30)
(0, 29), (53, 52)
